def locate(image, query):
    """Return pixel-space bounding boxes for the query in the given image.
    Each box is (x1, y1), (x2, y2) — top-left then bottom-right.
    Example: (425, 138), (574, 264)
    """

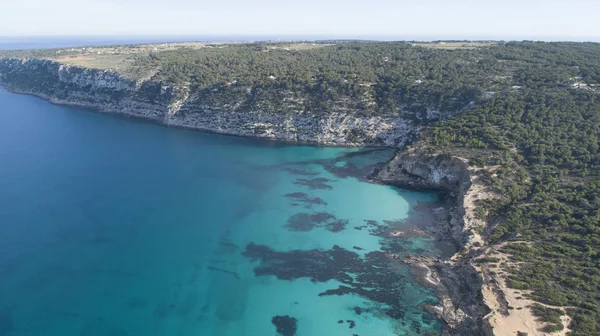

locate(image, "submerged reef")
(271, 315), (298, 336)
(284, 212), (348, 233)
(243, 243), (439, 331)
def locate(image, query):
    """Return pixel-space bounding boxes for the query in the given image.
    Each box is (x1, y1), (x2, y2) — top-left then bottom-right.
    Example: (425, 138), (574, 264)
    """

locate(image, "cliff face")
(0, 58), (463, 147)
(374, 150), (491, 335)
(375, 151), (484, 247)
(0, 58), (189, 124)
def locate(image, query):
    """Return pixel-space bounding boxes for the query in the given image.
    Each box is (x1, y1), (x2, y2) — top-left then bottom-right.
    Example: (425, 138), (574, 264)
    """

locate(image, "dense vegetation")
(123, 42), (497, 116)
(2, 41), (600, 334)
(419, 43), (600, 335)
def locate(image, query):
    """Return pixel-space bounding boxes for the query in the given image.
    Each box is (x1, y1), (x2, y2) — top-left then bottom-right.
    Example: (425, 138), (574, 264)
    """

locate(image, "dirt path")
(477, 242), (572, 336)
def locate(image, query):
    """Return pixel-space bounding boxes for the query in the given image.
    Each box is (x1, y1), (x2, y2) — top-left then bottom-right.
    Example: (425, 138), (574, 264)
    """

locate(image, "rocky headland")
(372, 149), (494, 335)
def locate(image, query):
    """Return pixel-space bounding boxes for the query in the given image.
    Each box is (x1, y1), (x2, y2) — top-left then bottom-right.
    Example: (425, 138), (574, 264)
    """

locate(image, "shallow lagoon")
(0, 87), (445, 335)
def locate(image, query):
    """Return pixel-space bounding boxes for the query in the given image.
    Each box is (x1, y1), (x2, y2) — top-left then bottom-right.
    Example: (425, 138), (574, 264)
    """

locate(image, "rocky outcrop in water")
(0, 58), (468, 147)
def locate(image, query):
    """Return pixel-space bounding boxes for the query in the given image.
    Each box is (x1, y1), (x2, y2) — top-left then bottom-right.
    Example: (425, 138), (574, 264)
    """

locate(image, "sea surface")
(0, 86), (448, 336)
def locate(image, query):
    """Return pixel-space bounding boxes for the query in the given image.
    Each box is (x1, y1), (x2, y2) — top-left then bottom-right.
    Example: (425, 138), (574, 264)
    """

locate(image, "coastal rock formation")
(373, 150), (492, 335)
(0, 58), (438, 147)
(375, 151), (486, 249)
(57, 64), (137, 91)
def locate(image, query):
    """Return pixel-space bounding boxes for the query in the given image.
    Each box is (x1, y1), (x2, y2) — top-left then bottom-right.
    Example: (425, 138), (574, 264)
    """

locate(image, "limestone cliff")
(373, 149), (492, 335)
(375, 151), (486, 248)
(0, 58), (468, 147)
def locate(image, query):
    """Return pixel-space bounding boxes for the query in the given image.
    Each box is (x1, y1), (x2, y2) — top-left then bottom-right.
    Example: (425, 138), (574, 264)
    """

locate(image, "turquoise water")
(0, 86), (444, 336)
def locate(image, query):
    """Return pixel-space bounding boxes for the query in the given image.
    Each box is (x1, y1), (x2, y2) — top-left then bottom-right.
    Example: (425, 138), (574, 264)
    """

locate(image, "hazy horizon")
(1, 34), (599, 43)
(2, 0), (600, 42)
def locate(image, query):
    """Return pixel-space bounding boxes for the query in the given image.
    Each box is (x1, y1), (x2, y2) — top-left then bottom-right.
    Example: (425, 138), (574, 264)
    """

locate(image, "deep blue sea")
(0, 84), (446, 334)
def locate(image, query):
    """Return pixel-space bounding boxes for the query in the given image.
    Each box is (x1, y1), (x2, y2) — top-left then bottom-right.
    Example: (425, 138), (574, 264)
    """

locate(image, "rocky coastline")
(0, 58), (435, 148)
(0, 57), (494, 335)
(371, 149), (495, 335)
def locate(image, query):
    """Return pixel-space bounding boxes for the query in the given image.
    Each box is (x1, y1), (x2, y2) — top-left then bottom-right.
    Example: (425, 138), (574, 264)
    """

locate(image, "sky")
(1, 0), (599, 41)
